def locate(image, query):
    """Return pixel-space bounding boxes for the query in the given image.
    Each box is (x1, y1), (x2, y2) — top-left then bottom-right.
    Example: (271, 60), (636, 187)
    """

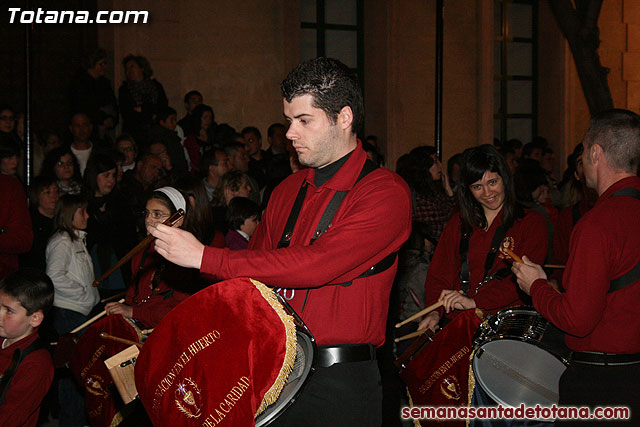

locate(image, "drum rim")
(254, 329), (316, 426)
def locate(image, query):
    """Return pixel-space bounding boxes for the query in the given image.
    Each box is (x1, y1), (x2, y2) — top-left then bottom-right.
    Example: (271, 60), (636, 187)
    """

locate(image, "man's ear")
(337, 106), (354, 131)
(29, 311), (44, 329)
(591, 144), (603, 164)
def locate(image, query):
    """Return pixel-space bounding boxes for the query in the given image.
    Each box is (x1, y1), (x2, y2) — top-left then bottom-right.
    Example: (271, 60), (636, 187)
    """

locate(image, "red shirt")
(425, 208), (548, 317)
(0, 175), (33, 280)
(0, 332), (54, 427)
(531, 176), (640, 353)
(200, 144), (412, 346)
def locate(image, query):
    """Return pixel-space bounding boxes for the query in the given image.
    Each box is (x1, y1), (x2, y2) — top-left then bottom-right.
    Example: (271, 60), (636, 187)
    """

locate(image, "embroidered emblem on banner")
(85, 375), (109, 398)
(498, 236), (515, 260)
(440, 375), (461, 400)
(175, 377), (202, 418)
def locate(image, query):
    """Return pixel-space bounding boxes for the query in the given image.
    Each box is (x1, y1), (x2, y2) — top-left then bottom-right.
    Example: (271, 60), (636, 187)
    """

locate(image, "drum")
(135, 277), (316, 427)
(472, 307), (569, 408)
(396, 309), (484, 427)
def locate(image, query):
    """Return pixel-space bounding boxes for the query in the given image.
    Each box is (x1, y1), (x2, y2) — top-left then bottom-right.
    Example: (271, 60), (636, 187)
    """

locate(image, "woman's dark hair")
(53, 194), (87, 241)
(85, 48), (107, 70)
(186, 104), (215, 136)
(514, 159), (548, 204)
(83, 154), (117, 198)
(28, 175), (58, 207)
(122, 54), (153, 79)
(226, 197), (261, 231)
(457, 144), (518, 231)
(404, 146), (441, 196)
(174, 176), (214, 244)
(40, 146), (81, 182)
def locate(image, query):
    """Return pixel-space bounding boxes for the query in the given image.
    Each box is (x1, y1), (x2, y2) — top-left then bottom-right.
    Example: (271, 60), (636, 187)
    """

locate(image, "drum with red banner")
(70, 314), (145, 426)
(396, 309), (484, 427)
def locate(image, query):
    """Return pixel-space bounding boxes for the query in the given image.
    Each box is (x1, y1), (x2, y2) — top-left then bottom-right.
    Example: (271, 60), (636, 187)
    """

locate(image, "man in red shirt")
(149, 58), (411, 426)
(513, 109), (640, 425)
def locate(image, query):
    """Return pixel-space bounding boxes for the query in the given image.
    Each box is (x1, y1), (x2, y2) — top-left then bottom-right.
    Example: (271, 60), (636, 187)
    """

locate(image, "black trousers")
(269, 359), (382, 426)
(556, 362), (640, 426)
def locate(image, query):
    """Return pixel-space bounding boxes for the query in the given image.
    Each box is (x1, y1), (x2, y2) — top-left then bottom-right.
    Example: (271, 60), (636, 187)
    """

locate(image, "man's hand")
(440, 289), (475, 313)
(418, 311), (440, 332)
(512, 255), (547, 295)
(147, 223), (205, 269)
(105, 302), (133, 318)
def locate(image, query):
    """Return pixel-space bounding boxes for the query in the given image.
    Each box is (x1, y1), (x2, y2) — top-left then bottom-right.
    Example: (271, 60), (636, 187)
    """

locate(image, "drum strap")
(608, 187), (640, 293)
(459, 222), (510, 296)
(0, 338), (46, 405)
(277, 159), (396, 311)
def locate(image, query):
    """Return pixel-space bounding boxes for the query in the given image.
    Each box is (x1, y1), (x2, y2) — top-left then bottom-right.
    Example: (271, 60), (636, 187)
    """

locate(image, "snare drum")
(472, 307), (569, 408)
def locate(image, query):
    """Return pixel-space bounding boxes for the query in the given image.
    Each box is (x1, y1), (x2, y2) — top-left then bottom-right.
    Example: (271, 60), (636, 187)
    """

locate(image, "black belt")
(570, 351), (640, 366)
(317, 344), (376, 368)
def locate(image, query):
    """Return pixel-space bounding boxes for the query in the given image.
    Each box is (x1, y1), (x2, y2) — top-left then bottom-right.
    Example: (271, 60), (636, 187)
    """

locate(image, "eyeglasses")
(56, 161), (74, 168)
(141, 209), (170, 219)
(119, 146), (135, 153)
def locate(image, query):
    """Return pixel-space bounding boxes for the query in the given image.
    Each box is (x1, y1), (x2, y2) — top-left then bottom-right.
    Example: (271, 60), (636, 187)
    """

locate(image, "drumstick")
(101, 291), (126, 303)
(503, 247), (565, 269)
(92, 209), (184, 287)
(395, 301), (443, 328)
(503, 248), (562, 293)
(100, 332), (143, 348)
(394, 326), (440, 343)
(70, 299), (125, 333)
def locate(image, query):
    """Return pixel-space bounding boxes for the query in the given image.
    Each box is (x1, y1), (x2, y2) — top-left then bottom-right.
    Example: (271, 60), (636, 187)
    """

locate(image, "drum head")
(255, 330), (315, 426)
(473, 339), (566, 408)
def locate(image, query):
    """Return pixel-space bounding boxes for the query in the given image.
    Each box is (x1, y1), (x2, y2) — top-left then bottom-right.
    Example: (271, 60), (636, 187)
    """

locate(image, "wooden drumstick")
(503, 247), (565, 269)
(503, 247), (562, 293)
(395, 301), (443, 328)
(70, 298), (125, 333)
(394, 326), (440, 343)
(100, 332), (143, 348)
(92, 209), (184, 287)
(101, 291), (126, 303)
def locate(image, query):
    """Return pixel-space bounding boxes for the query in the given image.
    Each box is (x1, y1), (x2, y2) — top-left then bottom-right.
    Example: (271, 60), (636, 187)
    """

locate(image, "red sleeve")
(201, 174), (412, 288)
(131, 289), (190, 328)
(0, 350), (54, 426)
(0, 177), (33, 254)
(210, 231), (226, 248)
(474, 210), (548, 311)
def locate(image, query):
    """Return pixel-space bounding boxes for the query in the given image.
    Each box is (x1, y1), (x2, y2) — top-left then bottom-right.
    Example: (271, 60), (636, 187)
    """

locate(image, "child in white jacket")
(46, 194), (99, 332)
(45, 194), (99, 426)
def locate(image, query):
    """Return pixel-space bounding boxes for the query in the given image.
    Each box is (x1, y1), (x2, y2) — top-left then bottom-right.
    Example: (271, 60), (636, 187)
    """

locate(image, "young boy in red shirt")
(0, 269), (55, 427)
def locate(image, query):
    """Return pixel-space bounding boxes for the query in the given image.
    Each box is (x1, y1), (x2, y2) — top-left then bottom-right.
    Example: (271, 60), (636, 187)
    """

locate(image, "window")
(494, 0), (537, 144)
(301, 0), (363, 84)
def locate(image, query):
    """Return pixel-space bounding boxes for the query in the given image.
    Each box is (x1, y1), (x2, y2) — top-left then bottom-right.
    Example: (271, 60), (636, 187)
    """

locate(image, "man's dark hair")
(584, 108), (640, 174)
(224, 142), (245, 158)
(0, 269), (54, 316)
(84, 48), (107, 70)
(201, 149), (227, 177)
(184, 90), (203, 104)
(156, 106), (177, 123)
(226, 197), (261, 230)
(514, 159), (548, 204)
(522, 141), (545, 159)
(267, 123), (285, 138)
(458, 144), (518, 231)
(241, 126), (261, 140)
(281, 57), (364, 135)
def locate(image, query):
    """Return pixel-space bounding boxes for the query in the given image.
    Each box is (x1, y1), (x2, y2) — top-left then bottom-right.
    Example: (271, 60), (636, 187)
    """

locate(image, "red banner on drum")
(399, 310), (483, 427)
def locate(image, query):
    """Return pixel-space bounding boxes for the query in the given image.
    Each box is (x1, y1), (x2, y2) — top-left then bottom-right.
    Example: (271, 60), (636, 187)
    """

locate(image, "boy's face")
(0, 291), (43, 347)
(240, 215), (260, 237)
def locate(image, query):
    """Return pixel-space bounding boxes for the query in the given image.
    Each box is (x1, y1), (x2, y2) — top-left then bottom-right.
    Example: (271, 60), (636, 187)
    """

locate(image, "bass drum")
(255, 327), (315, 426)
(472, 306), (569, 408)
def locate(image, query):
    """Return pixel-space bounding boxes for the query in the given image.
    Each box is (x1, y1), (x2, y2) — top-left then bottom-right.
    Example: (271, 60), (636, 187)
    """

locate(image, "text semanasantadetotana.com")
(402, 404), (630, 421)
